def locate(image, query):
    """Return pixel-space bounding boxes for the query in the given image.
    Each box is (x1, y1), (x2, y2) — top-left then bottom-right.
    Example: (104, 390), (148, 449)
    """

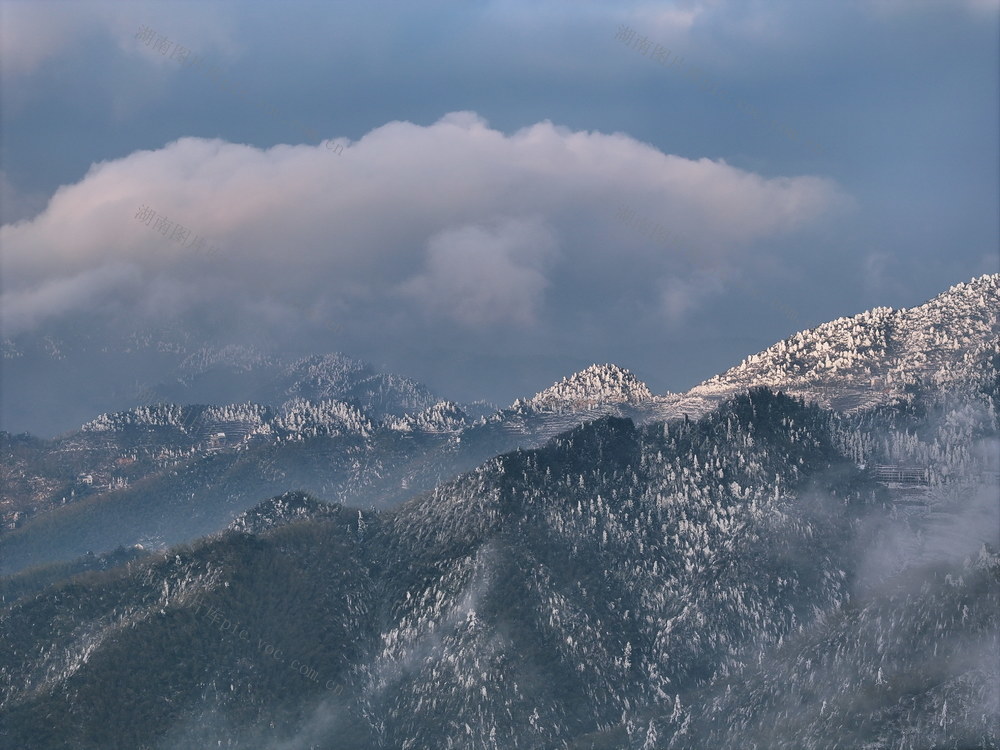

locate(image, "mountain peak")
(689, 272), (1000, 410)
(522, 364), (653, 412)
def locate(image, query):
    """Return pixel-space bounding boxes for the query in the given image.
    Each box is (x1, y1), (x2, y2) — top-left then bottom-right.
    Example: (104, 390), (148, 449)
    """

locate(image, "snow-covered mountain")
(2, 275), (999, 748)
(5, 275), (998, 577)
(501, 273), (999, 423)
(0, 338), (443, 437)
(4, 386), (995, 749)
(517, 363), (655, 413)
(689, 274), (1000, 411)
(163, 349), (442, 420)
(385, 401), (470, 433)
(272, 398), (374, 439)
(486, 274), (998, 427)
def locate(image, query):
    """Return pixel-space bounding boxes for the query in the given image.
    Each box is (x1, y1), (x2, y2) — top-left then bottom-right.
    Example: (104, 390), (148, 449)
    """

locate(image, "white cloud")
(655, 269), (732, 325)
(0, 111), (847, 338)
(658, 275), (702, 324)
(1, 263), (141, 335)
(400, 218), (558, 327)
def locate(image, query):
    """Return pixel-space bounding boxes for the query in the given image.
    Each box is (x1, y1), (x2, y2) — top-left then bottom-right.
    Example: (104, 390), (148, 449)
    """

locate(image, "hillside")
(0, 391), (881, 748)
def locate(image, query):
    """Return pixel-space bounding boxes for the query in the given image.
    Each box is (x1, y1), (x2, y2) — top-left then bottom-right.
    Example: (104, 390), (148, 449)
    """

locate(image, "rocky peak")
(520, 364), (654, 412)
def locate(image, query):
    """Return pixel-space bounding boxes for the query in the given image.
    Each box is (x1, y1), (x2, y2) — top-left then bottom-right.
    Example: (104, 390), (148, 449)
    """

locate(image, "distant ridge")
(687, 273), (1000, 411)
(518, 364), (655, 413)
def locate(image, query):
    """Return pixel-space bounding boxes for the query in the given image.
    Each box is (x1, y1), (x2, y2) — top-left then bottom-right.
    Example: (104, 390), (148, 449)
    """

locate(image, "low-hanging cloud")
(0, 110), (847, 343)
(1, 263), (142, 336)
(400, 218), (558, 327)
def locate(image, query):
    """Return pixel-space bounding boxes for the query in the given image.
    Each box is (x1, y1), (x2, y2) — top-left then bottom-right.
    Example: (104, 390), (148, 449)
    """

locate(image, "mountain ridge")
(689, 273), (999, 410)
(2, 274), (997, 578)
(518, 363), (656, 413)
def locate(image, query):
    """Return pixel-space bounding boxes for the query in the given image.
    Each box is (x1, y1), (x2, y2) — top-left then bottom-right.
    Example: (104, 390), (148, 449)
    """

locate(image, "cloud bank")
(1, 111), (845, 341)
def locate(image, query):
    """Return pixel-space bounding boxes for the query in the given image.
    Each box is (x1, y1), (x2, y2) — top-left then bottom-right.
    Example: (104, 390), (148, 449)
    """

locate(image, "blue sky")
(1, 0), (998, 422)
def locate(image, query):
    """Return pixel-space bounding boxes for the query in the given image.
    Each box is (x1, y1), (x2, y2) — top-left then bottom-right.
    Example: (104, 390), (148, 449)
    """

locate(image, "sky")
(1, 0), (998, 434)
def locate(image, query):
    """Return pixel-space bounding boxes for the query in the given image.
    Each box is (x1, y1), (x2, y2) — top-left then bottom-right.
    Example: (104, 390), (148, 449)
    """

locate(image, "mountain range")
(0, 274), (997, 748)
(3, 275), (997, 575)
